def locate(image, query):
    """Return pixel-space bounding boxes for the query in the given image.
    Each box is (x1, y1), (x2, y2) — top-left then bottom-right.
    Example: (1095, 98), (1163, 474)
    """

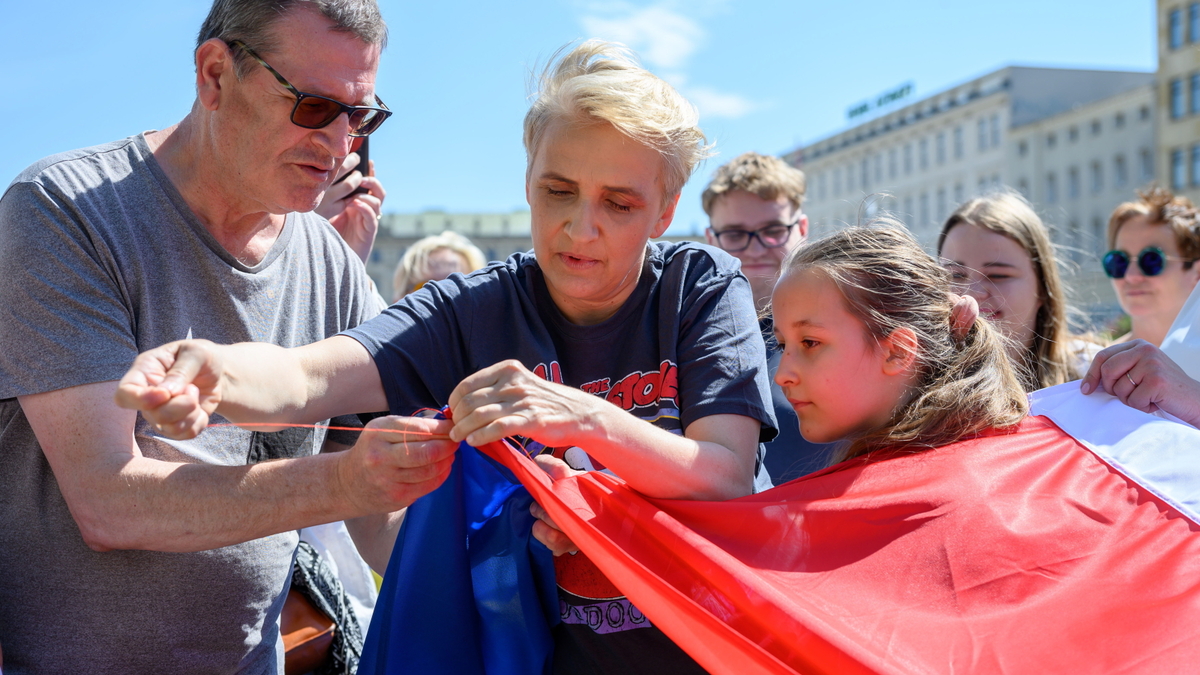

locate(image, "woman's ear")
(880, 327), (919, 377)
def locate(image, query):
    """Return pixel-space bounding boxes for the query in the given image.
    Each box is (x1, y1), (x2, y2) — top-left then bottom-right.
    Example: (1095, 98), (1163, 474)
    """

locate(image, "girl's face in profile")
(939, 223), (1042, 353)
(772, 269), (913, 444)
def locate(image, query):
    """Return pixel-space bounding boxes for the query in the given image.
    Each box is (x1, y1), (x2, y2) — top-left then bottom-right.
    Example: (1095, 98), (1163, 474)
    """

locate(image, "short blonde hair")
(392, 231), (486, 301)
(523, 39), (711, 198)
(1107, 187), (1200, 265)
(701, 152), (807, 215)
(937, 191), (1077, 391)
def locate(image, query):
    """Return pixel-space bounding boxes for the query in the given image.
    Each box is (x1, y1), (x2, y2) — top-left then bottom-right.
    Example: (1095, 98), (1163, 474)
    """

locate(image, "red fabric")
(478, 416), (1200, 675)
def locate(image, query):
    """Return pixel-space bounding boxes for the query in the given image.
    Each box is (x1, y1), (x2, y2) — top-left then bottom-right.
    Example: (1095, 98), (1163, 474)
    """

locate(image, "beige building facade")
(1158, 0), (1200, 201)
(788, 66), (1155, 312)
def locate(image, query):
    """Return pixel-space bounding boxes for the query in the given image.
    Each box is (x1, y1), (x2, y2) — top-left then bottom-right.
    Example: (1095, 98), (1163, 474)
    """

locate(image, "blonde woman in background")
(391, 230), (487, 301)
(937, 192), (1098, 391)
(1103, 188), (1200, 346)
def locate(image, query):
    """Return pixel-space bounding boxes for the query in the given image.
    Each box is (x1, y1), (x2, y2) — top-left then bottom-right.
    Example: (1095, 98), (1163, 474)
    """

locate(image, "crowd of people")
(1, 0), (1198, 673)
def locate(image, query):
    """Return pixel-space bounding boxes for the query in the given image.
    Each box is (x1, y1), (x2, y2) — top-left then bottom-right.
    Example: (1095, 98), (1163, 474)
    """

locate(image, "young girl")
(937, 192), (1097, 391)
(773, 222), (1028, 460)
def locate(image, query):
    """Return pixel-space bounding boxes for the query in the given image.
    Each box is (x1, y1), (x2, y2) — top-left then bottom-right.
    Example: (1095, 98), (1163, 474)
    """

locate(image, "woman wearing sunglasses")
(1104, 188), (1200, 346)
(938, 191), (1099, 390)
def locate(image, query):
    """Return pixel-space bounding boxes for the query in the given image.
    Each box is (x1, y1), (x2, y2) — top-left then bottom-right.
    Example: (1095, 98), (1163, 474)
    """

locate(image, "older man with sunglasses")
(0, 1), (449, 673)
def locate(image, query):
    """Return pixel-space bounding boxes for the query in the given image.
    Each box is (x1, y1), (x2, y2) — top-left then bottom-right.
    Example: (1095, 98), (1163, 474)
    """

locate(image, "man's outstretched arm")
(25, 379), (454, 553)
(115, 335), (387, 437)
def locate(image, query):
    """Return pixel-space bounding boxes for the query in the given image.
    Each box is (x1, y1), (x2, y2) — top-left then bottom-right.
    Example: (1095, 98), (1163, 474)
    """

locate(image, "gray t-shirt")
(0, 134), (381, 674)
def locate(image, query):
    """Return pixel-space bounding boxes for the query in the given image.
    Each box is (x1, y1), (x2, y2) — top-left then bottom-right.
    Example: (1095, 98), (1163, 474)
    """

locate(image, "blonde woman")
(937, 192), (1097, 390)
(391, 231), (486, 302)
(119, 40), (771, 675)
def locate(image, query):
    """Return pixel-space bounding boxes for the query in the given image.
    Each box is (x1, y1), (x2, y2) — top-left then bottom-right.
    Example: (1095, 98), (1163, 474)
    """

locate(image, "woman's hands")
(1081, 339), (1200, 427)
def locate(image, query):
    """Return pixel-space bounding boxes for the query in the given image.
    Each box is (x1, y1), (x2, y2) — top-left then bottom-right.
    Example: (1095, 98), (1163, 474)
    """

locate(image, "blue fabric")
(359, 442), (559, 675)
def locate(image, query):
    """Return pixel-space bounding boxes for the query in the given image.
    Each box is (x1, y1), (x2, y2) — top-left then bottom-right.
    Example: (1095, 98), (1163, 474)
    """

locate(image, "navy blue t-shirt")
(345, 241), (776, 674)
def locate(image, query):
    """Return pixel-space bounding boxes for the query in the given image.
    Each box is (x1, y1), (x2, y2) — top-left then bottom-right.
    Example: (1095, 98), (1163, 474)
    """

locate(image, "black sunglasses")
(226, 40), (392, 137)
(709, 222), (797, 253)
(1102, 246), (1193, 278)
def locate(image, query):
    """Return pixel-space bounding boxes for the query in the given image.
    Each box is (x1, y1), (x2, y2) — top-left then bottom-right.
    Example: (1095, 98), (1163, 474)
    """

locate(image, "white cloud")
(580, 5), (703, 70)
(578, 2), (757, 120)
(685, 86), (757, 119)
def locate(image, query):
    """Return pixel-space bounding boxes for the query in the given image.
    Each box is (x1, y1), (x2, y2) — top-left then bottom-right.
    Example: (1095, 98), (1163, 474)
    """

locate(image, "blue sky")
(1, 1), (1154, 235)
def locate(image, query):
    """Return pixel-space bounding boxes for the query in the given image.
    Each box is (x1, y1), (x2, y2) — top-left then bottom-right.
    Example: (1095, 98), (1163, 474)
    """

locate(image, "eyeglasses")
(709, 222), (797, 253)
(226, 40), (392, 137)
(1102, 246), (1194, 278)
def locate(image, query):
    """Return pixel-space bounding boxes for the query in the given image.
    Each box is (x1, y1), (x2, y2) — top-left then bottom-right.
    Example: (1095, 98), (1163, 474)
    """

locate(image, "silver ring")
(1126, 373), (1137, 387)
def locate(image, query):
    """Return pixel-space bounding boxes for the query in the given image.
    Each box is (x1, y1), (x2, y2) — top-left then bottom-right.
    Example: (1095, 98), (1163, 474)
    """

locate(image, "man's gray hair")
(197, 0), (387, 77)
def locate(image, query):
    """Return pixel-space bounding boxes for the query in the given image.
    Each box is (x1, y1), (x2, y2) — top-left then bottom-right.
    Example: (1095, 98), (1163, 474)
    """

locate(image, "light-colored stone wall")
(1158, 0), (1200, 203)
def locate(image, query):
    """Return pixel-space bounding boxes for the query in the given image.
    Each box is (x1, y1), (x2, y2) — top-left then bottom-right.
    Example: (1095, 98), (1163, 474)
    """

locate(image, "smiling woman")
(937, 191), (1097, 390)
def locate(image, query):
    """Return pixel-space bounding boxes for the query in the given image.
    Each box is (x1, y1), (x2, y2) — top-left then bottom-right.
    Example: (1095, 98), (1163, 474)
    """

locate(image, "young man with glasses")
(703, 152), (833, 483)
(0, 2), (447, 673)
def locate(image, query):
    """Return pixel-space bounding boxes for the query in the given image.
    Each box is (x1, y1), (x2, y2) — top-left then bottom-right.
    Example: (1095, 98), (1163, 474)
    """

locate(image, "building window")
(847, 162), (855, 191)
(1172, 149), (1186, 190)
(904, 144), (913, 174)
(990, 114), (1001, 147)
(1116, 112), (1126, 128)
(919, 138), (929, 170)
(953, 126), (964, 159)
(1114, 155), (1128, 187)
(833, 167), (842, 196)
(1193, 144), (1200, 186)
(1091, 119), (1102, 135)
(1018, 140), (1028, 157)
(1191, 74), (1200, 114)
(1017, 178), (1029, 197)
(1068, 126), (1079, 142)
(1068, 167), (1080, 199)
(904, 196), (914, 220)
(1191, 3), (1200, 42)
(954, 183), (964, 204)
(1141, 105), (1151, 121)
(1092, 218), (1105, 254)
(978, 119), (988, 151)
(861, 157), (869, 190)
(920, 192), (930, 226)
(1141, 148), (1154, 180)
(977, 177), (987, 195)
(992, 174), (1001, 189)
(1172, 79), (1186, 119)
(1046, 173), (1058, 203)
(874, 153), (883, 183)
(936, 188), (946, 223)
(1171, 8), (1184, 49)
(888, 148), (898, 178)
(1047, 132), (1057, 149)
(1090, 161), (1103, 193)
(936, 132), (946, 164)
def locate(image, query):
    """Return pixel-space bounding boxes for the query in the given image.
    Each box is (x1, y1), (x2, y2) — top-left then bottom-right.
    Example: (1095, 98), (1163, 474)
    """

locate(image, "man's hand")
(336, 415), (458, 515)
(115, 340), (224, 439)
(1081, 339), (1200, 427)
(447, 360), (603, 448)
(530, 454), (583, 556)
(315, 154), (386, 263)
